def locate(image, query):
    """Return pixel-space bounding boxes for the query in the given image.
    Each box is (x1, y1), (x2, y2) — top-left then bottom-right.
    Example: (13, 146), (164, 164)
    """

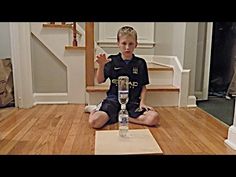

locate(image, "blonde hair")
(117, 26), (137, 42)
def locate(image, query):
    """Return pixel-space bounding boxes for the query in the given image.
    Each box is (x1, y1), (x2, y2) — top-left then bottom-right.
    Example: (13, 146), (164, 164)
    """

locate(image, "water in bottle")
(118, 76), (129, 105)
(118, 108), (129, 137)
(118, 90), (129, 104)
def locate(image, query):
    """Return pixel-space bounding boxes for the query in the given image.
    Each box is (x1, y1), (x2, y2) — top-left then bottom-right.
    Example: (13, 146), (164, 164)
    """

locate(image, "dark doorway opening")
(209, 22), (236, 97)
(197, 22), (236, 126)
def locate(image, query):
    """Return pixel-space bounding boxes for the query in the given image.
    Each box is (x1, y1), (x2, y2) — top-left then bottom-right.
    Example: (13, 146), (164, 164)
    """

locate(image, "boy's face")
(117, 35), (137, 59)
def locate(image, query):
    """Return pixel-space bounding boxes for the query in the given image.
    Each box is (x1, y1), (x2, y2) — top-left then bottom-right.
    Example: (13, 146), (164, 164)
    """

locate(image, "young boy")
(87, 26), (160, 128)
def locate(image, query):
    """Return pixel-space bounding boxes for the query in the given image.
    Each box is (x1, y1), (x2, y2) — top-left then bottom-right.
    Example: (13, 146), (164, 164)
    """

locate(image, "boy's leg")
(88, 98), (120, 128)
(89, 110), (109, 129)
(127, 102), (160, 126)
(129, 110), (160, 126)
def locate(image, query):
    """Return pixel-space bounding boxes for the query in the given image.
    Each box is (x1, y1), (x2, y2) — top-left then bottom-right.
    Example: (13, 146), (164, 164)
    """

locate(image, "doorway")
(198, 22), (236, 126)
(209, 22), (236, 96)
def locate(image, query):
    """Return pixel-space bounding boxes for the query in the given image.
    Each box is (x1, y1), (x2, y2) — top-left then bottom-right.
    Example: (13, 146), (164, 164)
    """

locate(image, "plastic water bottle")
(118, 76), (129, 137)
(119, 104), (129, 137)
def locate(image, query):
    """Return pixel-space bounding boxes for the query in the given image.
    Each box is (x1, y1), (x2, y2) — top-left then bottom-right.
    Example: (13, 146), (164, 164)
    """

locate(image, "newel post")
(85, 22), (94, 87)
(225, 99), (236, 150)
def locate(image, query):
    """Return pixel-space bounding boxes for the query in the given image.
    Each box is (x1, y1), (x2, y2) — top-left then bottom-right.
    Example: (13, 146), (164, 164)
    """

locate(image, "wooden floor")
(0, 104), (235, 155)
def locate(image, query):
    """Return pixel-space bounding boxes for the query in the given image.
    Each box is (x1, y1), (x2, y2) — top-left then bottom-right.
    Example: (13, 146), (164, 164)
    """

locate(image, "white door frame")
(9, 22), (34, 108)
(202, 22), (213, 100)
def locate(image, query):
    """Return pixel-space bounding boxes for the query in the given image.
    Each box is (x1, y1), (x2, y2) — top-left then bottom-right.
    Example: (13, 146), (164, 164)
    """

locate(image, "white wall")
(97, 22), (187, 66)
(171, 23), (187, 66)
(154, 22), (187, 66)
(195, 23), (207, 92)
(94, 22), (155, 55)
(184, 23), (198, 96)
(0, 22), (11, 59)
(31, 35), (67, 93)
(154, 22), (206, 97)
(154, 23), (174, 55)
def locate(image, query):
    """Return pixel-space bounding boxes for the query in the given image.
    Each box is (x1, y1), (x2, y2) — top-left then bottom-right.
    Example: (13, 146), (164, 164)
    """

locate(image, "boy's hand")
(140, 103), (154, 111)
(96, 54), (111, 66)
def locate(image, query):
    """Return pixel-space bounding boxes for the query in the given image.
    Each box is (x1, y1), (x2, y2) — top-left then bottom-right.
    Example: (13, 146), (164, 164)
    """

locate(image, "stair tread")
(147, 63), (173, 71)
(146, 85), (178, 91)
(86, 85), (179, 92)
(43, 24), (73, 28)
(42, 23), (82, 37)
(65, 46), (86, 50)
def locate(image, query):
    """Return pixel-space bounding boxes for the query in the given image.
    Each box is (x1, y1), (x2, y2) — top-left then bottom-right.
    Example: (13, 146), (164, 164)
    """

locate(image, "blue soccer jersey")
(103, 53), (149, 102)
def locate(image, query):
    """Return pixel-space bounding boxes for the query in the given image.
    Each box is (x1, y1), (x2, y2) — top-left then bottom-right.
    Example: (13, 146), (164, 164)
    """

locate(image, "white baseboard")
(33, 93), (68, 105)
(195, 91), (203, 100)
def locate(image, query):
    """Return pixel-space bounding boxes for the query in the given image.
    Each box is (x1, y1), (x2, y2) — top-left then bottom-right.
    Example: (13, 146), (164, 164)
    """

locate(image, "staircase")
(30, 22), (195, 107)
(87, 58), (180, 106)
(31, 22), (87, 104)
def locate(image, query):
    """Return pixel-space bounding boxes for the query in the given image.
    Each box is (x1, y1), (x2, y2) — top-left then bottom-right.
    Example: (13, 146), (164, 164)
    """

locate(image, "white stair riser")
(86, 91), (179, 107)
(149, 71), (173, 85)
(94, 70), (173, 86)
(146, 92), (179, 106)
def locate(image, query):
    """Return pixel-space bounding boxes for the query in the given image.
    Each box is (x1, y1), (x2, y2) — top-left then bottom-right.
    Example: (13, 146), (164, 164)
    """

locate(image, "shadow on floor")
(197, 96), (234, 126)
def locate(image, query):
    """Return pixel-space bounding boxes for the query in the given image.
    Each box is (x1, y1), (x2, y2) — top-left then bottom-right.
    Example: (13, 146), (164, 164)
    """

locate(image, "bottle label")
(119, 115), (128, 126)
(119, 112), (128, 137)
(120, 117), (128, 124)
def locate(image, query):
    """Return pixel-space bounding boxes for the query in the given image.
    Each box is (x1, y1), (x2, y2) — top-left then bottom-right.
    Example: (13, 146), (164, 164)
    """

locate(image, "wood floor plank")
(71, 106), (95, 154)
(61, 105), (84, 154)
(0, 106), (40, 154)
(0, 107), (18, 123)
(9, 105), (59, 154)
(0, 118), (38, 154)
(163, 107), (223, 154)
(28, 105), (67, 154)
(40, 105), (78, 154)
(174, 108), (232, 154)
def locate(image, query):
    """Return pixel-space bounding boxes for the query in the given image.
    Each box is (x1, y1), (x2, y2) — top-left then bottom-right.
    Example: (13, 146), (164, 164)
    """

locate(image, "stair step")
(65, 46), (86, 50)
(43, 24), (73, 29)
(147, 63), (173, 71)
(86, 85), (179, 92)
(146, 85), (179, 91)
(42, 23), (82, 37)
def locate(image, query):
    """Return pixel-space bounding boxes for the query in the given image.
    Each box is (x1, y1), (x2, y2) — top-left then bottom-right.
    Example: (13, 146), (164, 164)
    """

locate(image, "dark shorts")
(99, 98), (146, 125)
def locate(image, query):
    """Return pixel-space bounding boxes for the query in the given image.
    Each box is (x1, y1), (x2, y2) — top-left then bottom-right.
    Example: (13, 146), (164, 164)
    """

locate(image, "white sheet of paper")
(95, 129), (163, 155)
